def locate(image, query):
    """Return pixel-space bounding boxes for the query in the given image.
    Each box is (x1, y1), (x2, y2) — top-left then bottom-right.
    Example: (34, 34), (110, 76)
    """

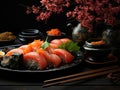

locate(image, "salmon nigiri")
(50, 39), (63, 46)
(37, 48), (50, 59)
(48, 54), (62, 67)
(23, 52), (47, 70)
(19, 45), (28, 50)
(29, 39), (43, 51)
(53, 49), (74, 63)
(37, 49), (61, 67)
(60, 38), (71, 43)
(49, 43), (58, 49)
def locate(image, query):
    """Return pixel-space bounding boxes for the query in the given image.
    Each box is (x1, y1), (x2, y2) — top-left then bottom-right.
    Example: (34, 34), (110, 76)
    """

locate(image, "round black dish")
(20, 29), (40, 36)
(83, 38), (112, 62)
(47, 32), (67, 42)
(18, 29), (43, 44)
(85, 38), (110, 48)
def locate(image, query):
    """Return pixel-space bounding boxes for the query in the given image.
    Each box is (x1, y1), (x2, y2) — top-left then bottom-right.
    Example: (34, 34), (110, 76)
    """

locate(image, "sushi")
(6, 48), (23, 56)
(60, 38), (71, 43)
(50, 39), (63, 46)
(37, 48), (62, 68)
(48, 54), (62, 67)
(29, 39), (43, 51)
(19, 44), (34, 54)
(53, 49), (74, 63)
(23, 52), (47, 70)
(1, 38), (77, 70)
(1, 53), (23, 69)
(50, 38), (71, 47)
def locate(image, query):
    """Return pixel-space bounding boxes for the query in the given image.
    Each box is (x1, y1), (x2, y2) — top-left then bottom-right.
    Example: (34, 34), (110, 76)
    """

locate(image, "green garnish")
(58, 41), (80, 53)
(41, 37), (50, 49)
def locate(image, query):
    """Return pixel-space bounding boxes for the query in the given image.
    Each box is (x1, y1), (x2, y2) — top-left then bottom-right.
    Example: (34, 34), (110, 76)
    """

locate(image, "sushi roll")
(1, 53), (23, 69)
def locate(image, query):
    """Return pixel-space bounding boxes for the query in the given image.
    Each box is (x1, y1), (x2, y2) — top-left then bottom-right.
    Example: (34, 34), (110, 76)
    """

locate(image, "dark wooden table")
(0, 61), (120, 90)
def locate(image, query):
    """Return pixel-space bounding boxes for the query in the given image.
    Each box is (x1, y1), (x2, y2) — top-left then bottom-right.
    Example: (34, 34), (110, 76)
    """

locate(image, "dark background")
(0, 0), (36, 32)
(0, 0), (68, 34)
(0, 1), (120, 90)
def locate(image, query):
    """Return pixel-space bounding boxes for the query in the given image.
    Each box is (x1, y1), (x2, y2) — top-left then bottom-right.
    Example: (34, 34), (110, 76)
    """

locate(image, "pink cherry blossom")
(26, 0), (120, 32)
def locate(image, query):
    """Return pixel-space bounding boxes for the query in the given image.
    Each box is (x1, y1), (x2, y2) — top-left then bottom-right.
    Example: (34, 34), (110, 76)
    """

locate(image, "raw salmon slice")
(23, 52), (47, 70)
(51, 39), (63, 46)
(37, 49), (62, 67)
(6, 48), (23, 56)
(29, 39), (43, 51)
(48, 54), (62, 67)
(60, 38), (71, 43)
(53, 49), (74, 63)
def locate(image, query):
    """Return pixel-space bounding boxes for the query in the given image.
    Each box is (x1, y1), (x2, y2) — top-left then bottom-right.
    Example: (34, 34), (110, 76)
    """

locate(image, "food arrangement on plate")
(0, 37), (83, 72)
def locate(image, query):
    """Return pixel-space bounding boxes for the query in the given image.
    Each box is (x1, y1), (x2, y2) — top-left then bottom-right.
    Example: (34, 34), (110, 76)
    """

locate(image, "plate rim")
(0, 56), (83, 73)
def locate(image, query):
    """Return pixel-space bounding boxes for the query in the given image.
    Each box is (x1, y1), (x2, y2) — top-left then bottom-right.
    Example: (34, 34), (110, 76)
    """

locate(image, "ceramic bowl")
(47, 32), (67, 42)
(83, 38), (112, 62)
(20, 29), (40, 36)
(18, 29), (43, 44)
(85, 38), (109, 48)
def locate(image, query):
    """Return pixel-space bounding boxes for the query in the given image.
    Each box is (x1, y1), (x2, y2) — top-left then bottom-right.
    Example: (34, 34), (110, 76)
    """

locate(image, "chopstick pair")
(43, 65), (120, 87)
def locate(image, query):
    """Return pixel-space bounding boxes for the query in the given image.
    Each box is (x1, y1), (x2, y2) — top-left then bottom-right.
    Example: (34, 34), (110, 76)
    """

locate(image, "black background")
(0, 1), (120, 90)
(0, 0), (68, 34)
(0, 0), (41, 33)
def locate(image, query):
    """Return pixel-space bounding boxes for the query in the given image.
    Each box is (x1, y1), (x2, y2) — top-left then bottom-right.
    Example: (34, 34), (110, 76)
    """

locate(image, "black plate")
(0, 45), (83, 73)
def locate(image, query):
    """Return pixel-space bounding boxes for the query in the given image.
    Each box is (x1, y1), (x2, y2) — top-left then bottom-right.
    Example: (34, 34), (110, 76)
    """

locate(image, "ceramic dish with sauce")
(83, 38), (112, 62)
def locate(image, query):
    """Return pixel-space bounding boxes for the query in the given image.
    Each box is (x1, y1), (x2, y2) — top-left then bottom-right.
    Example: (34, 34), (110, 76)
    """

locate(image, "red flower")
(25, 0), (120, 32)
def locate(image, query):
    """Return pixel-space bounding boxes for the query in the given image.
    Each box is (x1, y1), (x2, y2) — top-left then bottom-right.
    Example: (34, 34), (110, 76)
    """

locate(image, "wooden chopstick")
(44, 65), (118, 83)
(43, 65), (120, 87)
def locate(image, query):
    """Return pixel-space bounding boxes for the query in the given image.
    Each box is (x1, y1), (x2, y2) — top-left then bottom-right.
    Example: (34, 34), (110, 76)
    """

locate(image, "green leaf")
(41, 37), (50, 49)
(58, 41), (80, 53)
